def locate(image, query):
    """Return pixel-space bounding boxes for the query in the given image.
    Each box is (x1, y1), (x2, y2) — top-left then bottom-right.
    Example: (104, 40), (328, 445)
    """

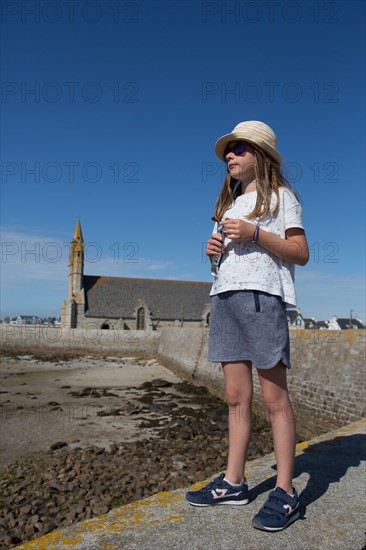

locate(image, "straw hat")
(214, 120), (281, 164)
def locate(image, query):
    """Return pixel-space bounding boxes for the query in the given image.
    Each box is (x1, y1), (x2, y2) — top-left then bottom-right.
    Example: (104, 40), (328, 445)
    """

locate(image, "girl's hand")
(206, 233), (225, 258)
(220, 218), (255, 243)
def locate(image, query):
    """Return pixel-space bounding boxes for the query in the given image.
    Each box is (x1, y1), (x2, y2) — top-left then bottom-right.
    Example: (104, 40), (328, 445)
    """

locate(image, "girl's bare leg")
(223, 361), (253, 484)
(257, 362), (296, 493)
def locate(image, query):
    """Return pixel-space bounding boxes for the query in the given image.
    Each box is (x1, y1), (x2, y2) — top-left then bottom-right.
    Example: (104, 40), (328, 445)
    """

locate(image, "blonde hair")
(212, 144), (298, 222)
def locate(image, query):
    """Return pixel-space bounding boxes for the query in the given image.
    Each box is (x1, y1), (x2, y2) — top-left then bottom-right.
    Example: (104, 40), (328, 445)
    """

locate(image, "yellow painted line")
(296, 441), (309, 449)
(293, 418), (366, 455)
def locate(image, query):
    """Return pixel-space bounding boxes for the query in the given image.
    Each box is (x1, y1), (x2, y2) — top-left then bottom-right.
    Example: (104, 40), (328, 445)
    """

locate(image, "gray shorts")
(208, 290), (291, 369)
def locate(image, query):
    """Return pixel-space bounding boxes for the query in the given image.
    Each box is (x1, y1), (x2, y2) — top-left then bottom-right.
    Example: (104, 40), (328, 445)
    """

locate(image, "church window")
(137, 307), (145, 330)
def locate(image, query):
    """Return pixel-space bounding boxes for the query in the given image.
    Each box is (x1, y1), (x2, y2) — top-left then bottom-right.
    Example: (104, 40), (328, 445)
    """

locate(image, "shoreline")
(0, 351), (276, 549)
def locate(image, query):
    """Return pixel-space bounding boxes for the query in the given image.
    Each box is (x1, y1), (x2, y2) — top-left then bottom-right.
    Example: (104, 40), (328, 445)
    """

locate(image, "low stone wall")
(0, 324), (159, 356)
(157, 327), (366, 439)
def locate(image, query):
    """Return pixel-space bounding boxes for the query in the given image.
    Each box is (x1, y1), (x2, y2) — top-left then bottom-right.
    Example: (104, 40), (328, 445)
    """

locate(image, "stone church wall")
(64, 315), (205, 331)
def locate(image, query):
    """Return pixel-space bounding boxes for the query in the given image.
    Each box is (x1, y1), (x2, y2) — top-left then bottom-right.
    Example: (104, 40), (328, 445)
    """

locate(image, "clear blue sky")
(1, 0), (365, 321)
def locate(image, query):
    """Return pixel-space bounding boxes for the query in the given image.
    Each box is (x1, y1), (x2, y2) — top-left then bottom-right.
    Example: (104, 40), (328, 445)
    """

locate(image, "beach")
(0, 351), (274, 548)
(0, 353), (183, 465)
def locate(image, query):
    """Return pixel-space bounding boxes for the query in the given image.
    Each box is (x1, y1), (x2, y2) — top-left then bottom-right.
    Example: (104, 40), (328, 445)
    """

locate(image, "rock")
(24, 524), (35, 537)
(49, 483), (64, 492)
(92, 503), (109, 516)
(172, 460), (186, 470)
(109, 443), (118, 455)
(149, 403), (171, 414)
(29, 514), (40, 526)
(97, 408), (123, 417)
(37, 504), (47, 515)
(75, 502), (85, 515)
(6, 514), (17, 529)
(215, 421), (227, 432)
(150, 379), (172, 388)
(50, 442), (68, 451)
(19, 504), (32, 516)
(2, 536), (12, 547)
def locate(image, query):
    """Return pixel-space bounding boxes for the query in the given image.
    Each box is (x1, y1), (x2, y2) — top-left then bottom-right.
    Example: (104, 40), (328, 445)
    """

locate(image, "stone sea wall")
(157, 327), (366, 438)
(285, 328), (366, 436)
(1, 324), (365, 438)
(0, 324), (159, 356)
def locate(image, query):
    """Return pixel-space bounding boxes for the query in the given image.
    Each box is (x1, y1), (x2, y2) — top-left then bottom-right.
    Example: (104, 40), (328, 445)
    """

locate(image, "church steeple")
(62, 220), (85, 328)
(68, 219), (84, 297)
(72, 219), (84, 244)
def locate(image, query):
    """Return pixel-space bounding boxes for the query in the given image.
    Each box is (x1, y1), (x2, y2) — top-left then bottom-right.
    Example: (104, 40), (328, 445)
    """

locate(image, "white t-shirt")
(210, 187), (304, 307)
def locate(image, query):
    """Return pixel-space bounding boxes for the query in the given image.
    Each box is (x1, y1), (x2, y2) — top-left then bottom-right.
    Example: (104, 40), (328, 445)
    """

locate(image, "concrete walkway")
(16, 419), (366, 550)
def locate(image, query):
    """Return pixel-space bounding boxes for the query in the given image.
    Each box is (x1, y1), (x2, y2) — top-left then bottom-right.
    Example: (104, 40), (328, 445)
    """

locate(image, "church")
(61, 221), (212, 331)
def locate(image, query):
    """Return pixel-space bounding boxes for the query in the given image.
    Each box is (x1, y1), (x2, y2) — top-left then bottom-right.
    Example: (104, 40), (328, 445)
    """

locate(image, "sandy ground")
(0, 354), (182, 466)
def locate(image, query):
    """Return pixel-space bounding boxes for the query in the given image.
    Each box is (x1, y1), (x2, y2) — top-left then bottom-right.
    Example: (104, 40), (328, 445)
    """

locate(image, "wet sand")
(0, 353), (182, 466)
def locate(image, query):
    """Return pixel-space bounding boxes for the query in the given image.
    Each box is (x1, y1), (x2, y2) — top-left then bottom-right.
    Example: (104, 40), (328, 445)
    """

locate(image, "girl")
(185, 121), (309, 532)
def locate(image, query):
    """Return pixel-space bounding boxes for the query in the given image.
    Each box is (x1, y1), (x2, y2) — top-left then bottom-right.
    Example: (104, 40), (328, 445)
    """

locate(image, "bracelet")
(252, 223), (260, 243)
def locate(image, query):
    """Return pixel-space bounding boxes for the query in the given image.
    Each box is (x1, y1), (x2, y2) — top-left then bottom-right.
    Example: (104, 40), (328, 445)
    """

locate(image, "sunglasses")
(223, 141), (248, 159)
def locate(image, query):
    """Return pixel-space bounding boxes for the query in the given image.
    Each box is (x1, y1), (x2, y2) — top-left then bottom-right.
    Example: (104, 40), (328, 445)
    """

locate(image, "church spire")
(72, 219), (84, 245)
(68, 219), (84, 297)
(62, 221), (85, 328)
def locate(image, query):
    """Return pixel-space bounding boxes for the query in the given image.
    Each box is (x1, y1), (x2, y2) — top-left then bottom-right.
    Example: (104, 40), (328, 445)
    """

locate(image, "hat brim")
(215, 131), (282, 164)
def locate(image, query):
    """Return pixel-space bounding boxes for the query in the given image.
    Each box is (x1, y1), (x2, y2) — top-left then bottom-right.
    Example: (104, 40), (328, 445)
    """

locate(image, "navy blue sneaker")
(185, 473), (249, 507)
(252, 487), (300, 531)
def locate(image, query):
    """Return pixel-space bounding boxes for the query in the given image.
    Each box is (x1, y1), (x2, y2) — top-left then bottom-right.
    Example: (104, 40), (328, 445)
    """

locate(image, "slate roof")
(83, 276), (212, 321)
(314, 321), (329, 329)
(303, 318), (316, 329)
(334, 318), (365, 330)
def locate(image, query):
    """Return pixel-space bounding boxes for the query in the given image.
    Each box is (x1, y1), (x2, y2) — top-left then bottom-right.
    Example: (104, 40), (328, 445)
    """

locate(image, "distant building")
(286, 308), (304, 328)
(314, 320), (329, 330)
(328, 316), (365, 330)
(9, 315), (42, 326)
(303, 317), (316, 329)
(61, 221), (211, 330)
(302, 318), (331, 330)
